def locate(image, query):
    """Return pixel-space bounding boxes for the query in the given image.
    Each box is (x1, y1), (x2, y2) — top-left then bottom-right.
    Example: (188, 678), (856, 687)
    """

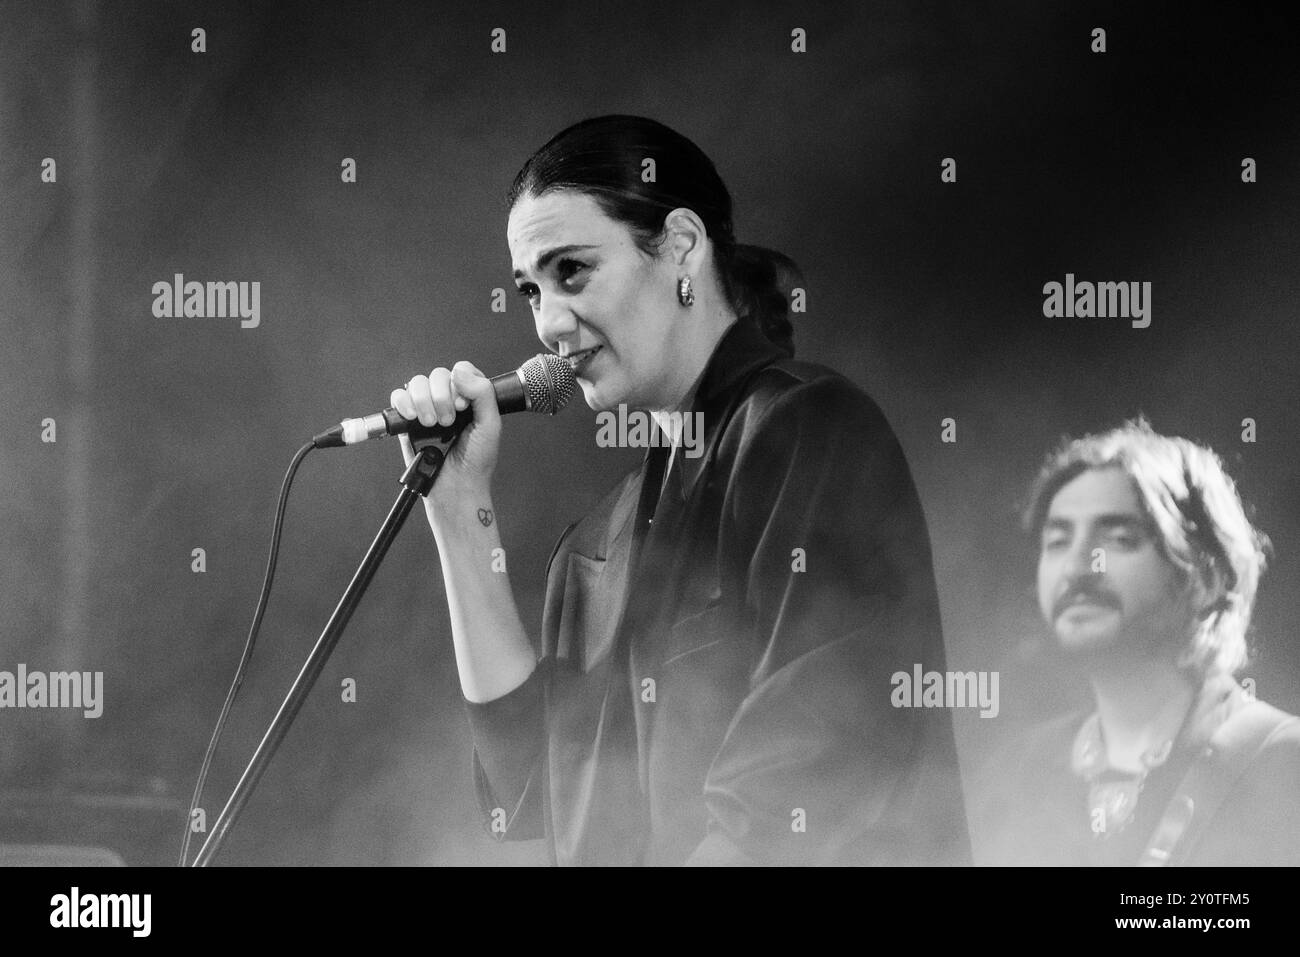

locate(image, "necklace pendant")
(1090, 779), (1141, 836)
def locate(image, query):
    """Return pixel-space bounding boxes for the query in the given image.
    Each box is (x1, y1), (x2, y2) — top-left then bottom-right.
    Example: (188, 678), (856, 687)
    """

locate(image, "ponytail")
(720, 243), (801, 358)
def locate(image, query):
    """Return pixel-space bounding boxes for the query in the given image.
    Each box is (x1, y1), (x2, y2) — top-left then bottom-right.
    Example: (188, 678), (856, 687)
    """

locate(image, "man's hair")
(1022, 418), (1270, 676)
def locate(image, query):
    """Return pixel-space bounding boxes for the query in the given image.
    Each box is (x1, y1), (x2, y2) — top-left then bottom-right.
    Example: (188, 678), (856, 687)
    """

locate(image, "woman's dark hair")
(507, 115), (800, 357)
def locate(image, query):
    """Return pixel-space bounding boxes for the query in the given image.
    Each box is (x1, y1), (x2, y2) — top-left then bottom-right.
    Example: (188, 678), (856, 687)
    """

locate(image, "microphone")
(312, 353), (577, 449)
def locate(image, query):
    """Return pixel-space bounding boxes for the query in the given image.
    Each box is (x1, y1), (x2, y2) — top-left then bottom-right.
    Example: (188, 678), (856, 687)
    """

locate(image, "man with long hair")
(980, 419), (1299, 865)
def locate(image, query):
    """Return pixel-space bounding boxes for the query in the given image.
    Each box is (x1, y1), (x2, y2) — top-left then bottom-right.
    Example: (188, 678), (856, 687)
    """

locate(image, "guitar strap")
(1138, 697), (1295, 866)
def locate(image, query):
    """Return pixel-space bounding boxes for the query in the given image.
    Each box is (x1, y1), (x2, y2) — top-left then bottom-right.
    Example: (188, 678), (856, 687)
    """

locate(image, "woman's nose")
(535, 295), (578, 350)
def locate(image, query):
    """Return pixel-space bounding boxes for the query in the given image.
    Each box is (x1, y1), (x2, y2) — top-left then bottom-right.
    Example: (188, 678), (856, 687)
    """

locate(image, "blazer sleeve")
(686, 376), (956, 865)
(460, 523), (577, 843)
(463, 662), (547, 842)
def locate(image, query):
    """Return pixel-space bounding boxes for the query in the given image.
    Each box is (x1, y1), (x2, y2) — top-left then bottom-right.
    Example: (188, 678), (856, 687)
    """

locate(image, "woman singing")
(391, 115), (969, 866)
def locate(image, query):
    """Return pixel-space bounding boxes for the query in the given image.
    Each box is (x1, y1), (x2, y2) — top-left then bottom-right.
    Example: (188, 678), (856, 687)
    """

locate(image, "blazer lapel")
(560, 321), (785, 670)
(547, 460), (641, 671)
(678, 319), (785, 502)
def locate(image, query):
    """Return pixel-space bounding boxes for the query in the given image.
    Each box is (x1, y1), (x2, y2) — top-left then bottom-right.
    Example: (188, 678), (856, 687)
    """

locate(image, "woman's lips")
(567, 345), (602, 373)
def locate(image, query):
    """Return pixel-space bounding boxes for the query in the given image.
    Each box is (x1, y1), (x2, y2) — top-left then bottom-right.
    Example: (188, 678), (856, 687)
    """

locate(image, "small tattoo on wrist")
(477, 508), (493, 527)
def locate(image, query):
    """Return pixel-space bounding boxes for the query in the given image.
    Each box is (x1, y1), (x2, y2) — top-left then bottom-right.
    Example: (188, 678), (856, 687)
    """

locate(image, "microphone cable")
(178, 441), (314, 866)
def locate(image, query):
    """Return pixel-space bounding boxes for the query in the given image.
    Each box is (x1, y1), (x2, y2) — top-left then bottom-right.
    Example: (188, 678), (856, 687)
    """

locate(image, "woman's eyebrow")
(513, 244), (599, 280)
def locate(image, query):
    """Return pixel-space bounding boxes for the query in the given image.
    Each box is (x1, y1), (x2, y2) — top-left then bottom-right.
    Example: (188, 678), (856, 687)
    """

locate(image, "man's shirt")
(975, 672), (1300, 866)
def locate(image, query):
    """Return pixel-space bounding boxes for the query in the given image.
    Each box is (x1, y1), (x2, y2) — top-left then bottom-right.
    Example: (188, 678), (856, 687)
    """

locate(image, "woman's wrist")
(428, 490), (499, 544)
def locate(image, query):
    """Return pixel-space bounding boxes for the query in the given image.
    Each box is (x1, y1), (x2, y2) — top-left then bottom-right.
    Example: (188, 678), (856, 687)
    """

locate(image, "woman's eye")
(514, 263), (587, 304)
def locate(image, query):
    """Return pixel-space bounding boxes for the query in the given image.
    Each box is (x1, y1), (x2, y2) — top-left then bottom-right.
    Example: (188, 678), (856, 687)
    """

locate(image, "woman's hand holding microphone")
(389, 359), (536, 702)
(390, 360), (501, 533)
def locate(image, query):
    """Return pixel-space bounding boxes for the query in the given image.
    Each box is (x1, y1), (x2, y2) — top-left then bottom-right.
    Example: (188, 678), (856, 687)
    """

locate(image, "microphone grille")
(521, 353), (576, 415)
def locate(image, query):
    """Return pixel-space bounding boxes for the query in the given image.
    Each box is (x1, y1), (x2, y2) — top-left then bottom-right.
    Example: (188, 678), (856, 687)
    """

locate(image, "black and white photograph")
(1, 0), (1297, 936)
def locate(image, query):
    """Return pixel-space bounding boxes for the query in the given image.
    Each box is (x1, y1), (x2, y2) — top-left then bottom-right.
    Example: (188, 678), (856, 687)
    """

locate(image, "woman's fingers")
(393, 361), (500, 485)
(389, 388), (417, 468)
(451, 361), (498, 425)
(405, 373), (436, 426)
(390, 387), (415, 420)
(428, 367), (457, 427)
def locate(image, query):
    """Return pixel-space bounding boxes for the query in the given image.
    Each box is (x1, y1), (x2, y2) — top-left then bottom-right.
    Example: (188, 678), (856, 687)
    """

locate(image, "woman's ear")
(662, 208), (708, 269)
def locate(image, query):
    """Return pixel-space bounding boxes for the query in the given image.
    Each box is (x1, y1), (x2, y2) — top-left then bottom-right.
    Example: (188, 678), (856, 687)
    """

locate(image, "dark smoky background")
(1, 0), (1296, 864)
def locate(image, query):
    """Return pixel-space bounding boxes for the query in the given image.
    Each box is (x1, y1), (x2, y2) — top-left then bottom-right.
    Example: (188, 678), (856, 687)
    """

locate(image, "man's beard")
(1048, 594), (1192, 667)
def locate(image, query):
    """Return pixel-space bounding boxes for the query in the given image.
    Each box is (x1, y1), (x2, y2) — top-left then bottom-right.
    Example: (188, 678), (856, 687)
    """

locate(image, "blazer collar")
(695, 318), (788, 408)
(648, 319), (787, 502)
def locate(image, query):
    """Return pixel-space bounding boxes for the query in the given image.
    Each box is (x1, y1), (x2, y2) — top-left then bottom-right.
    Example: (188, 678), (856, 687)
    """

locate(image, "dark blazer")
(466, 319), (971, 865)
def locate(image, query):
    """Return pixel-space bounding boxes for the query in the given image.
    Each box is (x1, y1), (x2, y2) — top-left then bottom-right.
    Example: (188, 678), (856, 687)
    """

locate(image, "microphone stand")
(191, 440), (450, 866)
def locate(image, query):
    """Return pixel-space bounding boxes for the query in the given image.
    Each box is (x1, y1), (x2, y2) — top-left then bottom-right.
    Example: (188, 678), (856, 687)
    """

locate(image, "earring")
(677, 275), (695, 307)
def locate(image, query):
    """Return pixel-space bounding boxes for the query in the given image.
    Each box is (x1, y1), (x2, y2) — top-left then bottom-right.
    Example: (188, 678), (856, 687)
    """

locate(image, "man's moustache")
(1053, 586), (1122, 620)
